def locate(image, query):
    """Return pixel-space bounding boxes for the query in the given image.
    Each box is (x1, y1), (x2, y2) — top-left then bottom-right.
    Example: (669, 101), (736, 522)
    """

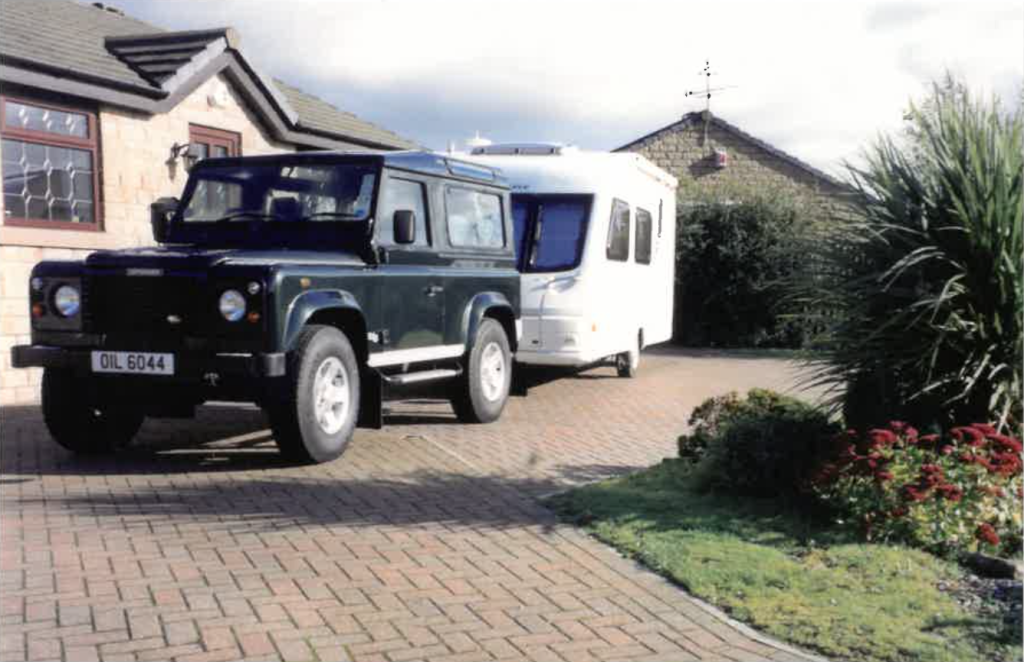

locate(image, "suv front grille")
(84, 274), (205, 338)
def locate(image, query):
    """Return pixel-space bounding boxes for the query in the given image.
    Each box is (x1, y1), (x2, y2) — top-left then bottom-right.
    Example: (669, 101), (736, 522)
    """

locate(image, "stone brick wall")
(621, 116), (851, 219)
(0, 74), (293, 405)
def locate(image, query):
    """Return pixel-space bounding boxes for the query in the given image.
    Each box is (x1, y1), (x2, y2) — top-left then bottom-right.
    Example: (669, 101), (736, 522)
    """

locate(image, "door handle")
(424, 285), (444, 297)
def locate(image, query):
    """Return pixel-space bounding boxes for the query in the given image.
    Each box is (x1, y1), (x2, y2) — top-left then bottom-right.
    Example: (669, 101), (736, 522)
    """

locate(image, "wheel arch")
(461, 292), (517, 353)
(282, 290), (368, 364)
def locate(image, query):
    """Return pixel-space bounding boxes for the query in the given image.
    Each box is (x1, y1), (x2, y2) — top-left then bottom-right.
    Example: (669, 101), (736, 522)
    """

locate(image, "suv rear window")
(446, 187), (504, 248)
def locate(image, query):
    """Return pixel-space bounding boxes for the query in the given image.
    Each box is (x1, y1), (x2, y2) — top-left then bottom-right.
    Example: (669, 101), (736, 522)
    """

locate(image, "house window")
(606, 198), (630, 261)
(187, 125), (241, 218)
(1, 96), (101, 230)
(635, 207), (652, 264)
(189, 124), (241, 161)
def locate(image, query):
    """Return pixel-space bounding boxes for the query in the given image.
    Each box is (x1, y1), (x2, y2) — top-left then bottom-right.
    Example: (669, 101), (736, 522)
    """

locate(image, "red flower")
(875, 470), (894, 482)
(919, 433), (941, 445)
(950, 426), (986, 447)
(901, 484), (929, 502)
(936, 484), (963, 502)
(972, 423), (998, 436)
(869, 429), (898, 448)
(988, 434), (1023, 454)
(890, 506), (909, 518)
(976, 523), (1000, 546)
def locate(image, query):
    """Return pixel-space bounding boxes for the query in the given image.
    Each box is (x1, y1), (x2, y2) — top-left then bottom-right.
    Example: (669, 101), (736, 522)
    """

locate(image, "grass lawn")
(547, 460), (1019, 662)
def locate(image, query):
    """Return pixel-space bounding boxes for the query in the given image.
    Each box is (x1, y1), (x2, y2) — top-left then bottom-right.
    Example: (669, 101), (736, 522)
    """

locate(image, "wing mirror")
(150, 197), (178, 243)
(393, 209), (416, 245)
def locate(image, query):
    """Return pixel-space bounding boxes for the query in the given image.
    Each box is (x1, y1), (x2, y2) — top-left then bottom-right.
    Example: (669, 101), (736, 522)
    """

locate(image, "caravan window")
(511, 194), (591, 273)
(606, 199), (630, 261)
(446, 187), (505, 248)
(635, 207), (652, 264)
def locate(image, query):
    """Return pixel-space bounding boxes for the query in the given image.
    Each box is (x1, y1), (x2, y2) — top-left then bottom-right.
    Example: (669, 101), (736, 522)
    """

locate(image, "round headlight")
(219, 289), (246, 322)
(53, 285), (81, 317)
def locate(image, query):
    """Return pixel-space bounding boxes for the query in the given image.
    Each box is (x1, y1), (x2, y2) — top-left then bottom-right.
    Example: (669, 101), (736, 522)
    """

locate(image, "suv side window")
(606, 199), (630, 261)
(377, 177), (429, 246)
(446, 187), (505, 248)
(635, 207), (652, 264)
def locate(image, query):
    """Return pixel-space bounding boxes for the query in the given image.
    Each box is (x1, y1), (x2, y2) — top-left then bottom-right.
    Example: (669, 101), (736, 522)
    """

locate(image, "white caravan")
(465, 144), (677, 376)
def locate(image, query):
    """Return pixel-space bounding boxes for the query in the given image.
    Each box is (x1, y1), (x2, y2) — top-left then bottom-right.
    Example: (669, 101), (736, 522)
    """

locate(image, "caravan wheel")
(616, 334), (641, 378)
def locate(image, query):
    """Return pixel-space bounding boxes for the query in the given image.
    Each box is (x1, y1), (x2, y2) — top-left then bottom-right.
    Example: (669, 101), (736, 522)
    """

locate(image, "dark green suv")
(12, 151), (521, 463)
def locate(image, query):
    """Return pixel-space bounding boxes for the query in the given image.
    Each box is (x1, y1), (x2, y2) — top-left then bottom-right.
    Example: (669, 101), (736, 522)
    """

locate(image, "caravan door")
(512, 194), (592, 358)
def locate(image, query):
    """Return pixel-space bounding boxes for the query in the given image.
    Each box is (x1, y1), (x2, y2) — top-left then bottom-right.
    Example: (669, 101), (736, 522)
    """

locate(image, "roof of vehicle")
(461, 147), (678, 193)
(195, 150), (509, 188)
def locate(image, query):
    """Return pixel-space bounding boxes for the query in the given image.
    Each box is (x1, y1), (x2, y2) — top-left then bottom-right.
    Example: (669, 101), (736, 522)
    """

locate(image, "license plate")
(91, 351), (174, 376)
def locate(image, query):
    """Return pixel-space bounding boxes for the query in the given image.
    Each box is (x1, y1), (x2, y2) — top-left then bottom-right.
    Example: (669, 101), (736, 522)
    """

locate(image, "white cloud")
(118, 0), (1023, 177)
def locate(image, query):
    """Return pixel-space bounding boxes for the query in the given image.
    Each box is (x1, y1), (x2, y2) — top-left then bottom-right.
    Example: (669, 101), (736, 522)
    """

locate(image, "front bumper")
(11, 345), (286, 379)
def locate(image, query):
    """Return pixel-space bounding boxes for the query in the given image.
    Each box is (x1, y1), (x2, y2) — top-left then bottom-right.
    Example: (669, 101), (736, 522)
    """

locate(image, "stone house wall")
(620, 117), (851, 219)
(0, 74), (293, 405)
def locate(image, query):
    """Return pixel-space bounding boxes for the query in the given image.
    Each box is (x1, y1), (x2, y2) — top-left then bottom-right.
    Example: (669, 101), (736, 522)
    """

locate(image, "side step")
(381, 368), (461, 386)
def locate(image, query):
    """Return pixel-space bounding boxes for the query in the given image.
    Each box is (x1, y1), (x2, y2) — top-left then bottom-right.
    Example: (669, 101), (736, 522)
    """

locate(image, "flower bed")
(813, 422), (1023, 557)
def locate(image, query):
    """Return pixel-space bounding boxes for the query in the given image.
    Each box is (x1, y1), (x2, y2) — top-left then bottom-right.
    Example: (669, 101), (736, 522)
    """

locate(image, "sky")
(114, 0), (1023, 179)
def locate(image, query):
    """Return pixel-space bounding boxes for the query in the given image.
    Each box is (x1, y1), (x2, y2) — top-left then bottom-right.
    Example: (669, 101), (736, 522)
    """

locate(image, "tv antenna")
(685, 60), (736, 143)
(685, 60), (735, 113)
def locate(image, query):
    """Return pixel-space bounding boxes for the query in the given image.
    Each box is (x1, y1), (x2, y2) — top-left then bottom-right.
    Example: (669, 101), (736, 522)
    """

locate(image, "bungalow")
(0, 0), (416, 404)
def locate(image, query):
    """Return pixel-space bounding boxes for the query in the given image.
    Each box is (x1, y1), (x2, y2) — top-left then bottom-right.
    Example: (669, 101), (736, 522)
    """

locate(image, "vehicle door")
(440, 184), (510, 347)
(375, 174), (445, 350)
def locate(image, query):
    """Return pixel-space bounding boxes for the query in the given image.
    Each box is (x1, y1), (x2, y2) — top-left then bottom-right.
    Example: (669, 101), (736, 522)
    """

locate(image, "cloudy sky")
(116, 0), (1022, 178)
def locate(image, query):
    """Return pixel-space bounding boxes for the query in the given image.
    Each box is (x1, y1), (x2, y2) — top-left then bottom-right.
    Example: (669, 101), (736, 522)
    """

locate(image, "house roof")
(616, 111), (846, 189)
(0, 0), (416, 150)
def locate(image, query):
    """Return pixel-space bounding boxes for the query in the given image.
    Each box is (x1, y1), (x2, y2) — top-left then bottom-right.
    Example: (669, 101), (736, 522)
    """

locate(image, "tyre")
(450, 318), (512, 423)
(42, 369), (144, 454)
(616, 333), (641, 378)
(267, 325), (360, 464)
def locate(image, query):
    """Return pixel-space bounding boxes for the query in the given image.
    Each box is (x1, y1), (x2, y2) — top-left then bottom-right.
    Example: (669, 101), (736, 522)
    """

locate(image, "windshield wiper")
(212, 211), (280, 223)
(301, 211), (363, 221)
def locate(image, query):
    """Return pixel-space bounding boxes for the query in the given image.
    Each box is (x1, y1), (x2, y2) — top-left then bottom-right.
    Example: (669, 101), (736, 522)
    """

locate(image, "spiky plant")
(796, 80), (1023, 431)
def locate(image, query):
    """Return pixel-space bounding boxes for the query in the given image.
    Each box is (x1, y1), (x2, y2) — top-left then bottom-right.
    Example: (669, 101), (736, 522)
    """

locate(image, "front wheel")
(267, 325), (360, 464)
(42, 369), (144, 454)
(450, 319), (511, 423)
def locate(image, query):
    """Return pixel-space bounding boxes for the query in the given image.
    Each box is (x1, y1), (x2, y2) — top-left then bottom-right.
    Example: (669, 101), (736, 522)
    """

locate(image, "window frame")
(606, 198), (631, 262)
(635, 206), (653, 265)
(443, 184), (507, 250)
(377, 175), (432, 248)
(0, 94), (103, 232)
(188, 124), (241, 158)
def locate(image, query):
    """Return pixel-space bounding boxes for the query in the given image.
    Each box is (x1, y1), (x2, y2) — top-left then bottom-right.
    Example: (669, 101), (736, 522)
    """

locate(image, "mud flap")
(358, 369), (383, 429)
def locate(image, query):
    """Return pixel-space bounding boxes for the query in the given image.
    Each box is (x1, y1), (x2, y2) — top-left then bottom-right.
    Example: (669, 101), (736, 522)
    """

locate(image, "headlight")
(219, 289), (246, 322)
(53, 285), (81, 317)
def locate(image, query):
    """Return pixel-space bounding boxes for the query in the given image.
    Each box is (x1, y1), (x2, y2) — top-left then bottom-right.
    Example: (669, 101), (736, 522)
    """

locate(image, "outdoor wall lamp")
(167, 142), (202, 171)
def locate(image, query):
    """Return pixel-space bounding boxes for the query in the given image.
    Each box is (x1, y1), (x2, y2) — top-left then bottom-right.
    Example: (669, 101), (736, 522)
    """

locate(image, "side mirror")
(150, 197), (178, 243)
(393, 210), (416, 245)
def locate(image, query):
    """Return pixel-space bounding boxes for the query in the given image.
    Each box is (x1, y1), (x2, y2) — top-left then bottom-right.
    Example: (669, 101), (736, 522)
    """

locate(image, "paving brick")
(0, 352), (819, 662)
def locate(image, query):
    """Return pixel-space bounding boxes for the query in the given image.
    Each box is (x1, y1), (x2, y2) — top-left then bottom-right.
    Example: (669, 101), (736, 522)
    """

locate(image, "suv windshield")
(512, 194), (592, 272)
(182, 162), (376, 222)
(170, 160), (379, 247)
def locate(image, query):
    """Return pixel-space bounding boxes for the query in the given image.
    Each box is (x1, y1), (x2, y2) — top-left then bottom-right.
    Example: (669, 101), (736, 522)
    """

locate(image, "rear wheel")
(616, 333), (641, 378)
(42, 369), (144, 454)
(451, 319), (511, 423)
(267, 325), (360, 464)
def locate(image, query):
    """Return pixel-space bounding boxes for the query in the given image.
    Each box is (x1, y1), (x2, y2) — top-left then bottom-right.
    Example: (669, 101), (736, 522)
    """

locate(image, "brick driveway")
(1, 348), (821, 662)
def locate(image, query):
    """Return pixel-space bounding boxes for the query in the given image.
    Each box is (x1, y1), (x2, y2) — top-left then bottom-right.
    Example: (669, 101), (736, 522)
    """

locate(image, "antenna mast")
(684, 60), (735, 144)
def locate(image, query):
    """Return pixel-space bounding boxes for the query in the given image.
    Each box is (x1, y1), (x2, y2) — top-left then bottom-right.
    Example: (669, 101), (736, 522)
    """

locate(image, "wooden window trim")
(189, 124), (241, 156)
(0, 94), (103, 232)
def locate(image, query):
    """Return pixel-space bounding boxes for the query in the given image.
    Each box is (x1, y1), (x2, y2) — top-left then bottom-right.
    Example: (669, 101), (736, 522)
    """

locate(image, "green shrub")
(813, 422), (1023, 558)
(793, 79), (1023, 430)
(678, 389), (839, 497)
(675, 189), (816, 348)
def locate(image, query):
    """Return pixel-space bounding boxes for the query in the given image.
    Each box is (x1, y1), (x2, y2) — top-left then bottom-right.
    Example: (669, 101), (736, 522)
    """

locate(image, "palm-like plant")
(797, 81), (1022, 431)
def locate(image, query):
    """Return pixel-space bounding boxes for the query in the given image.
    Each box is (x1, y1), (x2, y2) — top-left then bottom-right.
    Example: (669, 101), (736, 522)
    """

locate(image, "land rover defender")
(11, 151), (521, 463)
